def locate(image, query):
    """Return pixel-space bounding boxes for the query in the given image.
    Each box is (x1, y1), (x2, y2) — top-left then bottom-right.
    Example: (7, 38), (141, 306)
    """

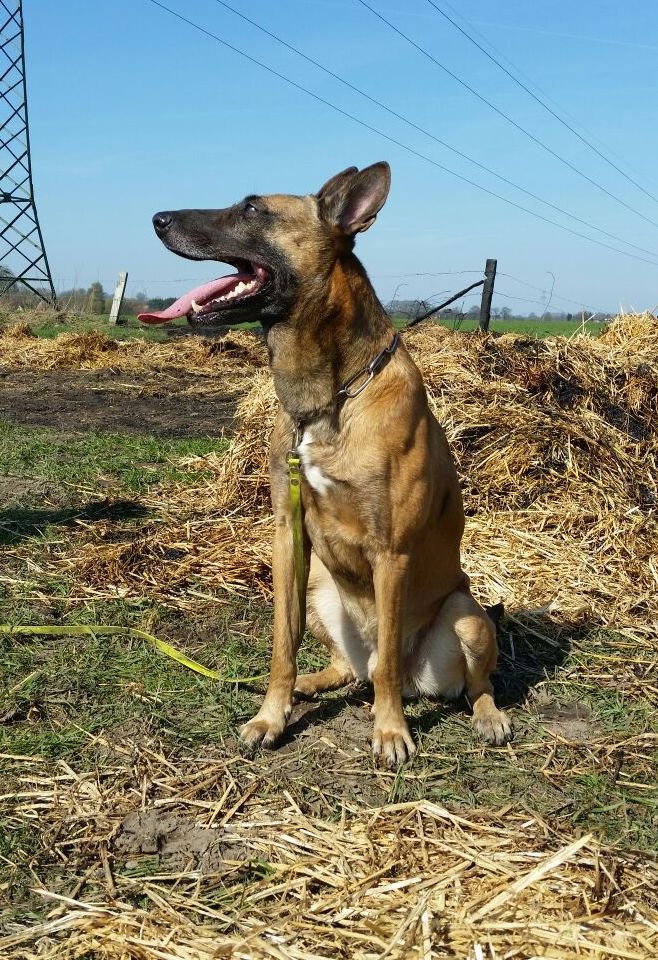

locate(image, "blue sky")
(27, 0), (658, 315)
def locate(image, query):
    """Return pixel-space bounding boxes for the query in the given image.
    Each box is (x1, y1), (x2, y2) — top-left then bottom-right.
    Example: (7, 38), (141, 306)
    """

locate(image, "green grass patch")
(26, 313), (185, 342)
(391, 314), (601, 338)
(0, 420), (228, 497)
(0, 600), (270, 761)
(21, 312), (261, 341)
(20, 311), (601, 342)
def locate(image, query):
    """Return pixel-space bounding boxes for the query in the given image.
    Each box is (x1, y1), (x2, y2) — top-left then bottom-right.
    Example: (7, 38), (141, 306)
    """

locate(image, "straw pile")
(2, 314), (658, 958)
(2, 743), (657, 960)
(0, 320), (268, 374)
(17, 312), (651, 648)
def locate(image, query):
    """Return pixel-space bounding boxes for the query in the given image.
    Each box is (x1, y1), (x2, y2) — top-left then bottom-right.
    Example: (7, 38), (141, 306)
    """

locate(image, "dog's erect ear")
(317, 161), (391, 235)
(316, 166), (358, 199)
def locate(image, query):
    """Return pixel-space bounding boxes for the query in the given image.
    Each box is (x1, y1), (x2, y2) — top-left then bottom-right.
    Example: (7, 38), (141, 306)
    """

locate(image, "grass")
(0, 410), (655, 848)
(14, 310), (601, 341)
(0, 329), (656, 949)
(1, 602), (654, 851)
(0, 416), (655, 855)
(24, 313), (189, 342)
(392, 314), (602, 338)
(0, 420), (228, 498)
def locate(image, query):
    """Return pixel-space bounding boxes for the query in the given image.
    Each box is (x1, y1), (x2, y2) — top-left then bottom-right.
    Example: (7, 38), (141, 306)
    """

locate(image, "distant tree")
(0, 265), (16, 295)
(87, 281), (106, 314)
(147, 296), (176, 311)
(500, 306), (512, 320)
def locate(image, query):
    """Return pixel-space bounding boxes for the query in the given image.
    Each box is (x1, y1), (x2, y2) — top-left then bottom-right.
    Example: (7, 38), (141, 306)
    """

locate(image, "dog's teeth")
(202, 278), (258, 310)
(191, 299), (203, 313)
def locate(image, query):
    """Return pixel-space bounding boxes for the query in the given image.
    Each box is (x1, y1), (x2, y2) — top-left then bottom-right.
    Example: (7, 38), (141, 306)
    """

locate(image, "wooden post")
(478, 258), (497, 332)
(108, 271), (128, 325)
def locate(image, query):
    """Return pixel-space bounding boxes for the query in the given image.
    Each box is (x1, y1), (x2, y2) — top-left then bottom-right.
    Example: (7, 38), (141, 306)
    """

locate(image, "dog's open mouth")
(138, 261), (271, 324)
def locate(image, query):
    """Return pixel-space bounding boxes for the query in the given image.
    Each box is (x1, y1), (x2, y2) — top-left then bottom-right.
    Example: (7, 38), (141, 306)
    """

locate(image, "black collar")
(293, 330), (400, 442)
(336, 332), (400, 401)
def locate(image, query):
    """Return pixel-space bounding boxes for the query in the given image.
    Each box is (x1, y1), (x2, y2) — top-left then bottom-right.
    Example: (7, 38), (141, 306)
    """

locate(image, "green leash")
(0, 624), (266, 684)
(286, 447), (307, 642)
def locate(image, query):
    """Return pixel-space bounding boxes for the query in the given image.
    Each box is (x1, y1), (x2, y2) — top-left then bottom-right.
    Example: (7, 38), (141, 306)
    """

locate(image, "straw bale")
(1, 748), (657, 959)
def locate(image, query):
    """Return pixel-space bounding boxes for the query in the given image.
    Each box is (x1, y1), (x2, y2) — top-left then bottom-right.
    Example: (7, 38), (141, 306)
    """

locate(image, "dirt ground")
(0, 367), (237, 438)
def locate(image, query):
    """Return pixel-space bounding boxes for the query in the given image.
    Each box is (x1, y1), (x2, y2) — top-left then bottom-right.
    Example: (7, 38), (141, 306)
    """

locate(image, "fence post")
(478, 258), (497, 332)
(108, 271), (128, 325)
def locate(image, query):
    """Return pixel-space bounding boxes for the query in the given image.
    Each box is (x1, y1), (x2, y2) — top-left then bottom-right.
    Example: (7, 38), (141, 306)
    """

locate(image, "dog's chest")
(297, 428), (334, 497)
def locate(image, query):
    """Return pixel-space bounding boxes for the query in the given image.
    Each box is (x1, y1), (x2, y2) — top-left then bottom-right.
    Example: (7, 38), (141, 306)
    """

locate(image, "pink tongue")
(138, 274), (248, 323)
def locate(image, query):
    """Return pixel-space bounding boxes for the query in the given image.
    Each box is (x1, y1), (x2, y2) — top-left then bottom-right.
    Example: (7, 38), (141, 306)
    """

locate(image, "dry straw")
(4, 313), (654, 645)
(1, 314), (657, 957)
(1, 743), (657, 959)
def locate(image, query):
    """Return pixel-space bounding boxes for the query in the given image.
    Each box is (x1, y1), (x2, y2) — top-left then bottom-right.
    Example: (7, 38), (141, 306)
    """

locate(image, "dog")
(139, 161), (512, 767)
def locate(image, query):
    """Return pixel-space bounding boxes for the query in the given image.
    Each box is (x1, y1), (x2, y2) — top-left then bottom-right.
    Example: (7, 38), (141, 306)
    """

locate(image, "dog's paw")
(472, 708), (513, 746)
(372, 721), (417, 769)
(292, 674), (321, 700)
(239, 705), (291, 753)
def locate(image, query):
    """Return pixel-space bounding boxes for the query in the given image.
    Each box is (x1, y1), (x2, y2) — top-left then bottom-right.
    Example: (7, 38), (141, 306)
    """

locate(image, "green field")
(9, 310), (602, 341)
(391, 313), (601, 337)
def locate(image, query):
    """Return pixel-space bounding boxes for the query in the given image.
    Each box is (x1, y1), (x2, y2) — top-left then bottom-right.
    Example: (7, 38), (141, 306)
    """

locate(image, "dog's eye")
(243, 202), (259, 216)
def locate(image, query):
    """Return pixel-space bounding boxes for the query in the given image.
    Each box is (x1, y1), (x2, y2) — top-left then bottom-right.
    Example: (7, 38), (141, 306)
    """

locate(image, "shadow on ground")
(0, 499), (149, 545)
(231, 609), (577, 808)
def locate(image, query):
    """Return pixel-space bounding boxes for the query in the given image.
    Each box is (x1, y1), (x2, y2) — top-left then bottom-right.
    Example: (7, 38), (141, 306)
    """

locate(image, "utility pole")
(0, 1), (56, 305)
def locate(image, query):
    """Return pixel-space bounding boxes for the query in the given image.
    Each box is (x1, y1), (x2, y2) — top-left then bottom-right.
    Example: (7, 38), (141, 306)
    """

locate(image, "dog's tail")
(485, 602), (505, 629)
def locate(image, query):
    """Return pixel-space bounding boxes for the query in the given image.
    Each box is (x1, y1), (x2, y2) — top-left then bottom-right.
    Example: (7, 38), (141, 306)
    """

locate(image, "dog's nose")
(152, 211), (173, 234)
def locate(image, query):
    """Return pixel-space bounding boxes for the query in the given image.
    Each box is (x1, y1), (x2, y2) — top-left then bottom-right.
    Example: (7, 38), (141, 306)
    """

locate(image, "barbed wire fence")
(13, 261), (613, 330)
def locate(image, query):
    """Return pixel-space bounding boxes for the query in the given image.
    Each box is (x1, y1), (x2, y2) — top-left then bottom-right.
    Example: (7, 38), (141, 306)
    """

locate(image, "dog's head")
(138, 162), (390, 327)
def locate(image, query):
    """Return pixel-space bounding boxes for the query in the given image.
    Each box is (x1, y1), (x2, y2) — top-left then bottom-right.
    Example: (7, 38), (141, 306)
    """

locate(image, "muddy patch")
(114, 808), (249, 874)
(0, 367), (238, 438)
(536, 699), (596, 740)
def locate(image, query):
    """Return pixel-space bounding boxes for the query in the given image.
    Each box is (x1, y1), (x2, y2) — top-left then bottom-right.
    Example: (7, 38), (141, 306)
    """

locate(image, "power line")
(497, 272), (606, 311)
(356, 0), (658, 232)
(373, 270), (482, 278)
(438, 0), (658, 196)
(206, 0), (658, 261)
(144, 1), (658, 269)
(424, 0), (658, 206)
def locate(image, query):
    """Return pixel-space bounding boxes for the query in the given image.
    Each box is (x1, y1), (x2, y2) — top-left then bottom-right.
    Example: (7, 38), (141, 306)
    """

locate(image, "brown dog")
(140, 162), (512, 767)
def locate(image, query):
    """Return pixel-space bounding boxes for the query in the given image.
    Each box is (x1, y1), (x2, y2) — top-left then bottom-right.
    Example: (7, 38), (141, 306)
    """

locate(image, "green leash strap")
(0, 624), (266, 684)
(287, 449), (307, 642)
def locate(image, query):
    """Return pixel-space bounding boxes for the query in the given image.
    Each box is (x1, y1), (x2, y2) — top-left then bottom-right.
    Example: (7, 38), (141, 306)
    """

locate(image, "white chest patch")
(298, 429), (333, 496)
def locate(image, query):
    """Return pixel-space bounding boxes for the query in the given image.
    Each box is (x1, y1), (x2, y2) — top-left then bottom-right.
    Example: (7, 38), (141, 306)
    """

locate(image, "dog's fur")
(149, 162), (512, 767)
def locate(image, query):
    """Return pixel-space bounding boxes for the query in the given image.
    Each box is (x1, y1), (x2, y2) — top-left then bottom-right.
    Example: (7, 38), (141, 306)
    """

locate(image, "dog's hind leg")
(411, 589), (512, 745)
(294, 554), (365, 697)
(450, 590), (512, 745)
(295, 595), (354, 696)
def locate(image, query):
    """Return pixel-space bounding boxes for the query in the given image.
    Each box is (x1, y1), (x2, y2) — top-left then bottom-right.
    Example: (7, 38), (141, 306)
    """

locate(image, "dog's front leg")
(371, 553), (416, 768)
(240, 516), (306, 750)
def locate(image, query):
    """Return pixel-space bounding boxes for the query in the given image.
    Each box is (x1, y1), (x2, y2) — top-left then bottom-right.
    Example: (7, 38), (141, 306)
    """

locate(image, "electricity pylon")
(0, 0), (56, 304)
